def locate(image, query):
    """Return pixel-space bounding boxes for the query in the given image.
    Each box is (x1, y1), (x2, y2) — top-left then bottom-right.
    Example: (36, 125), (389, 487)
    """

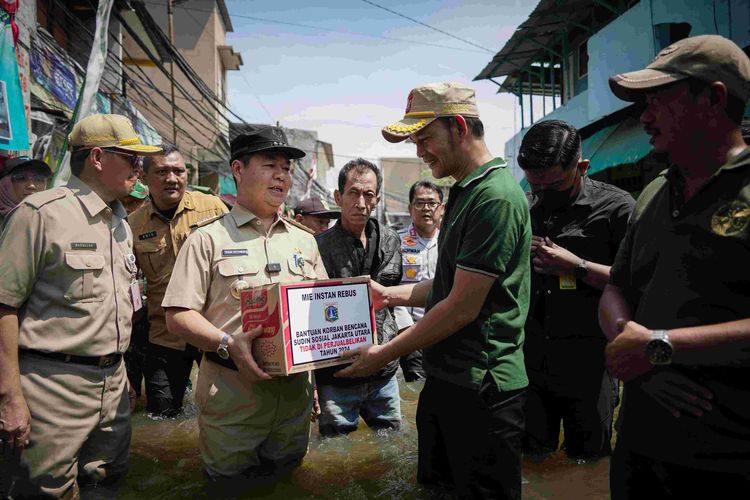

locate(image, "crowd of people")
(1, 33), (749, 499)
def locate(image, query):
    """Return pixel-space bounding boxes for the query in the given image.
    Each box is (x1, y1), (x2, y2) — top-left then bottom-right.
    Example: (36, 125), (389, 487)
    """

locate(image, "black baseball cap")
(230, 125), (305, 162)
(1, 156), (52, 178)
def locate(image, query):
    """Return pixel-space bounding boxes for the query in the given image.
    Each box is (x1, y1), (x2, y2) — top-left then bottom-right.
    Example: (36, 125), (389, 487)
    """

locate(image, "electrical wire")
(141, 0), (489, 54)
(359, 0), (494, 53)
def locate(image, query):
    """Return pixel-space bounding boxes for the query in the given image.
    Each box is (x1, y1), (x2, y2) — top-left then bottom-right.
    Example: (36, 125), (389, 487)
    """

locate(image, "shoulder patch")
(282, 216), (316, 235)
(23, 187), (68, 209)
(190, 213), (227, 229)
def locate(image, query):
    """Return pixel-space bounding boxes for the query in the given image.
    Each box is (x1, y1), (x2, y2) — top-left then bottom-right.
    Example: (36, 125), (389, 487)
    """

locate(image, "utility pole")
(167, 0), (177, 145)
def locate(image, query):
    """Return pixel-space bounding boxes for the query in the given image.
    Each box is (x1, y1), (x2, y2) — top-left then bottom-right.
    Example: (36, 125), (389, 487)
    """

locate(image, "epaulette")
(282, 215), (315, 235)
(190, 213), (227, 229)
(23, 187), (68, 209)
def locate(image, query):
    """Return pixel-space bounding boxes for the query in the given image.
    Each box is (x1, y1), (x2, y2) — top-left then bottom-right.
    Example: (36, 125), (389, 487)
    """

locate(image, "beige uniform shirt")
(162, 204), (328, 336)
(129, 191), (227, 350)
(0, 176), (135, 356)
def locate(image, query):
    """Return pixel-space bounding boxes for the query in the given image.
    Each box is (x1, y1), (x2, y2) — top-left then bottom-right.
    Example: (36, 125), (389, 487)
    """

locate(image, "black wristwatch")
(645, 330), (673, 365)
(573, 259), (588, 279)
(217, 333), (231, 360)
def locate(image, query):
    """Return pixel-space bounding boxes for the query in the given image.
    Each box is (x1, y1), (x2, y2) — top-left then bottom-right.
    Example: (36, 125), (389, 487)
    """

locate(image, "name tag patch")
(71, 242), (97, 250)
(138, 231), (157, 240)
(222, 249), (248, 257)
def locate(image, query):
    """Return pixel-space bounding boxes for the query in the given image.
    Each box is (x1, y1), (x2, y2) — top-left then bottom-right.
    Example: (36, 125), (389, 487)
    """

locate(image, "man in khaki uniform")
(163, 126), (327, 488)
(0, 114), (161, 498)
(129, 145), (227, 416)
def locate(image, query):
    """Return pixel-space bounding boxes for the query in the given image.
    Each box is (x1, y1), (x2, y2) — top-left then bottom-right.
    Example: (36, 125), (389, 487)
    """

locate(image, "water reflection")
(123, 372), (609, 499)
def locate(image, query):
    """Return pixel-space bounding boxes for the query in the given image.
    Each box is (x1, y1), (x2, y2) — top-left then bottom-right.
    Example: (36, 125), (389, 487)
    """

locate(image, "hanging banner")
(0, 9), (29, 151)
(54, 0), (114, 186)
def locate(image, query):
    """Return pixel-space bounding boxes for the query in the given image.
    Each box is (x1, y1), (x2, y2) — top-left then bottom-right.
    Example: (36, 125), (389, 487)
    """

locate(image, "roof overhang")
(474, 0), (626, 95)
(216, 0), (233, 33)
(218, 45), (243, 71)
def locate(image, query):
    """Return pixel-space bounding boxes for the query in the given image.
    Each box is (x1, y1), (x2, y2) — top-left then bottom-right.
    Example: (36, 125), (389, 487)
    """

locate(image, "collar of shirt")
(147, 190), (196, 222)
(456, 157), (507, 189)
(68, 175), (127, 220)
(403, 223), (439, 249)
(229, 203), (288, 232)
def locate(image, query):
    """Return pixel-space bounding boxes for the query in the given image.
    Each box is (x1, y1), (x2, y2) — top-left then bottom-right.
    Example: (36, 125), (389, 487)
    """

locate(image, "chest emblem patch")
(710, 200), (750, 236)
(405, 268), (419, 280)
(403, 236), (417, 247)
(138, 231), (157, 240)
(293, 249), (305, 270)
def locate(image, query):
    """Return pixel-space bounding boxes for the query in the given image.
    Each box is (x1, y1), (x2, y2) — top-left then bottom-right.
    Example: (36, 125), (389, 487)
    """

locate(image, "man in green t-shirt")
(338, 82), (531, 499)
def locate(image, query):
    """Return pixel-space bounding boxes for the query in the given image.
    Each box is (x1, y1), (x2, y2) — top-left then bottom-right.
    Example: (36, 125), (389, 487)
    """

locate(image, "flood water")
(122, 370), (610, 499)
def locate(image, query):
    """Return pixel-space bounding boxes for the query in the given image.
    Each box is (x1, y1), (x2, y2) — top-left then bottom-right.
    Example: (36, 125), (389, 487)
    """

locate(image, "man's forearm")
(598, 284), (632, 341)
(581, 262), (611, 290)
(0, 306), (22, 397)
(165, 308), (225, 352)
(384, 279), (432, 308)
(669, 319), (750, 366)
(379, 293), (475, 362)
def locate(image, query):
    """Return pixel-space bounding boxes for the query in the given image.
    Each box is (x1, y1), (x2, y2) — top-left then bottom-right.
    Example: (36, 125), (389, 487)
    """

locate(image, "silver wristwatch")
(217, 333), (231, 360)
(574, 259), (589, 279)
(645, 329), (673, 365)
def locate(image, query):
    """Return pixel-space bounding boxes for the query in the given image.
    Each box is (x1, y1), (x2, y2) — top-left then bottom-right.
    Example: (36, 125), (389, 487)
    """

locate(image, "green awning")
(585, 118), (652, 176)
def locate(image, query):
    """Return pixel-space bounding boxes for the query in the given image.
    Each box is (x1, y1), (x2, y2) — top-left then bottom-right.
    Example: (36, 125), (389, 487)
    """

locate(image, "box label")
(285, 282), (374, 366)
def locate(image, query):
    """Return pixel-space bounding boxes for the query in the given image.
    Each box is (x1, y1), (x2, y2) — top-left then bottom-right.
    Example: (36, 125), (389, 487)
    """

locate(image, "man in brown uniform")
(163, 126), (327, 488)
(0, 114), (161, 498)
(129, 145), (227, 417)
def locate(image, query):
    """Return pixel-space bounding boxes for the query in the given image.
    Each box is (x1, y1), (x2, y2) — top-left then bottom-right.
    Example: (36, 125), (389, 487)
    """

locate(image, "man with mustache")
(0, 114), (161, 497)
(129, 145), (227, 417)
(163, 126), (327, 490)
(314, 158), (403, 436)
(518, 119), (633, 463)
(602, 35), (750, 497)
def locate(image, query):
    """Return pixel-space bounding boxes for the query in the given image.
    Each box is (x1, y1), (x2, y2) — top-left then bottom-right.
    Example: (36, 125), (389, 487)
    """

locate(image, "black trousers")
(144, 342), (201, 417)
(416, 376), (526, 500)
(523, 368), (617, 458)
(610, 442), (750, 499)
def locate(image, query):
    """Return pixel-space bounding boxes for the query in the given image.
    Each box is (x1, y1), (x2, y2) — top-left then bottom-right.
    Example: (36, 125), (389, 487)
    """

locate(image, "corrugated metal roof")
(474, 0), (626, 94)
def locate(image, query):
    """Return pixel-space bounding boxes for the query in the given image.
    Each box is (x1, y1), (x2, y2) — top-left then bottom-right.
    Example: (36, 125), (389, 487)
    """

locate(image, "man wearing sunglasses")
(0, 114), (161, 498)
(0, 156), (52, 230)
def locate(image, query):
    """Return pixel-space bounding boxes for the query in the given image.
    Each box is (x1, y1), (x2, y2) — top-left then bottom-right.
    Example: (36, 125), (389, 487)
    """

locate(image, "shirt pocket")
(287, 255), (317, 280)
(217, 258), (261, 300)
(63, 252), (106, 303)
(137, 235), (170, 280)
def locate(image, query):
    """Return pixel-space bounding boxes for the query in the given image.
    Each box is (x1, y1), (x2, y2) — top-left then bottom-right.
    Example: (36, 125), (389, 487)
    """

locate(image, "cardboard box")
(241, 276), (377, 375)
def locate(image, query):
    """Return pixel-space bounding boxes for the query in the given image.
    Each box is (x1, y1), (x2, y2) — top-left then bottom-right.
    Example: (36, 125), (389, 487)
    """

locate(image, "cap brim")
(115, 144), (164, 154)
(609, 68), (687, 102)
(3, 159), (52, 176)
(305, 210), (340, 218)
(382, 117), (437, 143)
(240, 145), (307, 160)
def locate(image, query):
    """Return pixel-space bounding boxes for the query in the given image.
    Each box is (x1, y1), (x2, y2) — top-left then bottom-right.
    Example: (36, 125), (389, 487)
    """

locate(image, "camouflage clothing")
(314, 218), (402, 385)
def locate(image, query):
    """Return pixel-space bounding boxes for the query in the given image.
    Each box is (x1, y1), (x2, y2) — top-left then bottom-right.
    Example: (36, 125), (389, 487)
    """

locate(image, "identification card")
(131, 281), (143, 311)
(559, 274), (577, 290)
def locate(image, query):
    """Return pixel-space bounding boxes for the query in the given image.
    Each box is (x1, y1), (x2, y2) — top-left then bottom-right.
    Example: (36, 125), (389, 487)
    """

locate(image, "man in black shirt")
(314, 158), (402, 436)
(603, 35), (750, 497)
(519, 120), (634, 461)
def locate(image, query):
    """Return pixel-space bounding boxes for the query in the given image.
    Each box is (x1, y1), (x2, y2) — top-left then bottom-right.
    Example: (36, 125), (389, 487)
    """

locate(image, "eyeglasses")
(412, 201), (441, 209)
(104, 149), (141, 168)
(11, 172), (50, 184)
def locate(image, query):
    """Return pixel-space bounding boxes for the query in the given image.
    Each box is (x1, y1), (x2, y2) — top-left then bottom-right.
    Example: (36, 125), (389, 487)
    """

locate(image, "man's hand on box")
(229, 326), (272, 382)
(335, 345), (387, 378)
(369, 279), (389, 311)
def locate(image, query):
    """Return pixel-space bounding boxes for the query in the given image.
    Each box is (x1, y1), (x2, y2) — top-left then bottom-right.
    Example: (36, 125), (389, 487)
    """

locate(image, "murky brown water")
(122, 370), (610, 499)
